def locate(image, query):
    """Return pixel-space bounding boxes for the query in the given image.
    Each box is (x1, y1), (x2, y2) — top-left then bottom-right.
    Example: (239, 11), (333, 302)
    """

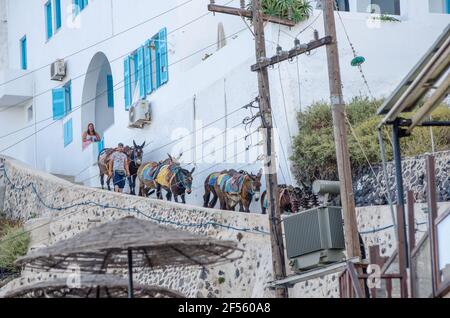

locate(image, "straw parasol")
(16, 216), (242, 298)
(4, 274), (185, 298)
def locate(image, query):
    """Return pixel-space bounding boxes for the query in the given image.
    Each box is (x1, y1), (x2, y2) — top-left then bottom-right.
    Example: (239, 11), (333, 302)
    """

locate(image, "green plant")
(218, 277), (226, 284)
(248, 0), (313, 23)
(372, 14), (401, 22)
(0, 223), (30, 272)
(291, 97), (450, 183)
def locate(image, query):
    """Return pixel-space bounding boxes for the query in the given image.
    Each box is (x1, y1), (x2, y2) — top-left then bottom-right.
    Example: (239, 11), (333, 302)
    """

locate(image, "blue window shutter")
(137, 46), (146, 99)
(107, 75), (114, 108)
(144, 40), (153, 94)
(52, 88), (66, 120)
(124, 57), (131, 110)
(158, 28), (169, 85)
(55, 0), (62, 29)
(20, 36), (27, 70)
(64, 119), (73, 147)
(132, 52), (138, 90)
(73, 0), (80, 16)
(45, 1), (53, 39)
(81, 0), (88, 10)
(65, 81), (72, 113)
(446, 0), (450, 13)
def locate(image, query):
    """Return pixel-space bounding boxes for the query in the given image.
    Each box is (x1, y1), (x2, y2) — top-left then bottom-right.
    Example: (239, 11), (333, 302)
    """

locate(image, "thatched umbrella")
(4, 274), (185, 298)
(16, 216), (242, 298)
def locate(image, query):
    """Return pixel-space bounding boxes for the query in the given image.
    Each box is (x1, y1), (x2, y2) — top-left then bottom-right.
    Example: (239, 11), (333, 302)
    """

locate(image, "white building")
(0, 0), (449, 209)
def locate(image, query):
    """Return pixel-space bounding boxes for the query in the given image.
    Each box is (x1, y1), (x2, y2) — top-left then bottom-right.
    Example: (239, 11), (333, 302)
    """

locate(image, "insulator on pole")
(277, 45), (283, 56)
(313, 29), (319, 41)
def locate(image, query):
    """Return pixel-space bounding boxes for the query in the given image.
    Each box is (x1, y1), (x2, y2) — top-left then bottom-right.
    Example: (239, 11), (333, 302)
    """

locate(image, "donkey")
(126, 141), (145, 195)
(137, 154), (186, 200)
(214, 169), (262, 212)
(98, 148), (115, 191)
(261, 185), (302, 215)
(157, 166), (195, 204)
(203, 170), (228, 208)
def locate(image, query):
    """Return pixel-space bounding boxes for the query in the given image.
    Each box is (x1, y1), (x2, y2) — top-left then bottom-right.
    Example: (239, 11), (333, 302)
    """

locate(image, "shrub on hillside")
(291, 97), (450, 184)
(0, 221), (30, 272)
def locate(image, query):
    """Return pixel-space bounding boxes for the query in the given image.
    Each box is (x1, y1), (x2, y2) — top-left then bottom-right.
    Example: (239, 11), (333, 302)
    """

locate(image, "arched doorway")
(81, 52), (114, 148)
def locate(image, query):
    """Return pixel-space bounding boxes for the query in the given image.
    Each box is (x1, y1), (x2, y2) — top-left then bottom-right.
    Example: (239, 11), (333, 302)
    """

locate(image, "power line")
(0, 128), (264, 245)
(0, 0), (196, 88)
(334, 4), (375, 99)
(0, 26), (250, 150)
(0, 0), (236, 115)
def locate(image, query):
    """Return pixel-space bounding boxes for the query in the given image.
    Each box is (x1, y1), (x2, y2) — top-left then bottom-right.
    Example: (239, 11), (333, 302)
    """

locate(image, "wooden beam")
(407, 72), (450, 133)
(347, 261), (365, 298)
(251, 36), (332, 71)
(208, 4), (296, 27)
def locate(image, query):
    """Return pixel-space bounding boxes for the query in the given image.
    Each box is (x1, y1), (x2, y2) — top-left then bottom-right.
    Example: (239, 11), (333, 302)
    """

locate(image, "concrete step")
(52, 174), (83, 185)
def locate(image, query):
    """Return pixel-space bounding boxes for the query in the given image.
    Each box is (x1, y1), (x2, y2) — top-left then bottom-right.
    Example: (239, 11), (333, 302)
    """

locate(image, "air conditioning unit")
(129, 100), (152, 129)
(284, 206), (346, 272)
(50, 59), (66, 81)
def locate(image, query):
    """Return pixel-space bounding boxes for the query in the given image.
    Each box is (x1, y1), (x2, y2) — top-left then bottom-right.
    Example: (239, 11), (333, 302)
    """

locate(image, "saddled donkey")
(137, 154), (194, 203)
(214, 169), (262, 212)
(127, 141), (145, 195)
(154, 164), (195, 204)
(98, 147), (122, 191)
(261, 185), (302, 215)
(203, 170), (228, 208)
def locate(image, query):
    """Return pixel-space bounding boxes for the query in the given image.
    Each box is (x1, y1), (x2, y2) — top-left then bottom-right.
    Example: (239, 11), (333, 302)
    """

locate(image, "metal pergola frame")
(377, 25), (450, 294)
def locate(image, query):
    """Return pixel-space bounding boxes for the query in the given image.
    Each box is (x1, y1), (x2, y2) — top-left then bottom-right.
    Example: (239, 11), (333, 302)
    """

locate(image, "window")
(429, 0), (450, 13)
(358, 0), (401, 15)
(55, 0), (62, 30)
(144, 40), (154, 94)
(73, 0), (88, 16)
(45, 1), (53, 40)
(137, 46), (146, 99)
(335, 0), (350, 11)
(20, 36), (27, 70)
(64, 119), (73, 147)
(52, 80), (72, 120)
(123, 57), (132, 110)
(123, 28), (168, 110)
(154, 28), (169, 87)
(315, 0), (349, 11)
(64, 80), (72, 114)
(107, 75), (114, 108)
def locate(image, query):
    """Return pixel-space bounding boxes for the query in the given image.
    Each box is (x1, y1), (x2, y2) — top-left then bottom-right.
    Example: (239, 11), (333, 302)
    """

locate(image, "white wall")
(0, 0), (449, 210)
(0, 0), (9, 70)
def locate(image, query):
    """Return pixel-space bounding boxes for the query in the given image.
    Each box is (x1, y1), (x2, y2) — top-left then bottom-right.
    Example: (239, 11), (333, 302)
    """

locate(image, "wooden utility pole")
(322, 0), (361, 259)
(251, 0), (287, 299)
(209, 0), (331, 298)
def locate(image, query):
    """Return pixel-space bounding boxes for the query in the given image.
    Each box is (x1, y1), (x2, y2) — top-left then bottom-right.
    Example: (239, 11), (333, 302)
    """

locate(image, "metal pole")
(425, 155), (439, 297)
(377, 128), (397, 241)
(127, 248), (134, 299)
(392, 119), (409, 267)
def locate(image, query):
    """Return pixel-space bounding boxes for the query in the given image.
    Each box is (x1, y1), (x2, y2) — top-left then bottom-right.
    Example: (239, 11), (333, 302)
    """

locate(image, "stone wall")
(2, 155), (448, 298)
(0, 156), (274, 298)
(354, 151), (450, 207)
